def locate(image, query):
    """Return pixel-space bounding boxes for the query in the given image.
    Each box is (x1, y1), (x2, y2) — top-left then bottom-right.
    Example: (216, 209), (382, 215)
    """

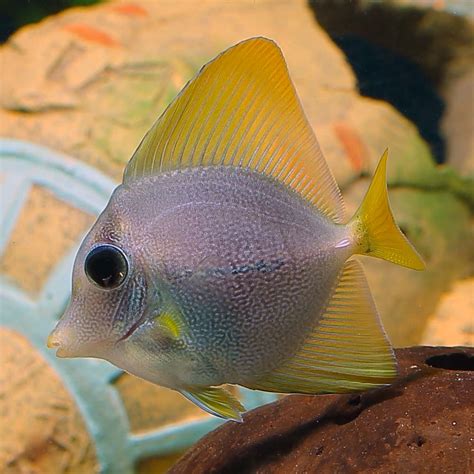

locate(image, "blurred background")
(0, 0), (472, 472)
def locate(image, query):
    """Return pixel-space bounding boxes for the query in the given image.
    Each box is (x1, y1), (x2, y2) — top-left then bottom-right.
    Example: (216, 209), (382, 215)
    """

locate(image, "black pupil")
(85, 245), (128, 289)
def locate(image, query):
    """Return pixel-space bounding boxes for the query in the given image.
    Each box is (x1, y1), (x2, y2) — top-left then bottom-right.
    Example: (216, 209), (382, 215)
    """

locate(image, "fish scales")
(105, 167), (351, 386)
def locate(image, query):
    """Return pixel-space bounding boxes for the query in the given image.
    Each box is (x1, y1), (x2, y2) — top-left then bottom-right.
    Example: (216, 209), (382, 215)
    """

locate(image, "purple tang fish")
(48, 38), (425, 421)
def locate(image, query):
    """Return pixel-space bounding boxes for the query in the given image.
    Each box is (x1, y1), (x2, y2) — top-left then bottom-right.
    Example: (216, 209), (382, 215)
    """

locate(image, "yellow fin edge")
(351, 149), (425, 271)
(123, 37), (345, 222)
(180, 386), (245, 421)
(243, 259), (398, 395)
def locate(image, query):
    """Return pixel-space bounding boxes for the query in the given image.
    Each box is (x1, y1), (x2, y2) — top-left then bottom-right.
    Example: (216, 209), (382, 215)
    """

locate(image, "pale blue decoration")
(0, 138), (277, 473)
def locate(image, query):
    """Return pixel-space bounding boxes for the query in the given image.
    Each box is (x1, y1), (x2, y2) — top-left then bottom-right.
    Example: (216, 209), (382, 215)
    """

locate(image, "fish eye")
(85, 244), (129, 289)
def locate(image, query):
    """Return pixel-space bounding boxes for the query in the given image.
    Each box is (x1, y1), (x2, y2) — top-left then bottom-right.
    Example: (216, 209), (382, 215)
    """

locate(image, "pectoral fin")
(156, 310), (184, 340)
(244, 259), (397, 394)
(180, 386), (245, 421)
(153, 294), (187, 341)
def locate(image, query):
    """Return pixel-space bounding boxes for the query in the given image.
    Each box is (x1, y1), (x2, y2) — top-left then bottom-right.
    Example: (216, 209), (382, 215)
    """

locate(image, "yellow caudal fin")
(350, 150), (425, 270)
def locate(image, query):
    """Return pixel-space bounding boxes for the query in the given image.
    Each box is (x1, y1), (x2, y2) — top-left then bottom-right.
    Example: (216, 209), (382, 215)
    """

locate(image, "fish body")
(48, 38), (425, 420)
(86, 167), (350, 389)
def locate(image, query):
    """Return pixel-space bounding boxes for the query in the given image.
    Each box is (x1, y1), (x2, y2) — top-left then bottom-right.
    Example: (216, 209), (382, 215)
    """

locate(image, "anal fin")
(180, 386), (245, 421)
(245, 259), (397, 394)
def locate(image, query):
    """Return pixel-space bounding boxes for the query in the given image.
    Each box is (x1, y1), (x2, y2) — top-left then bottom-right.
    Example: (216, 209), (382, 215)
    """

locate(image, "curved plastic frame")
(0, 138), (277, 473)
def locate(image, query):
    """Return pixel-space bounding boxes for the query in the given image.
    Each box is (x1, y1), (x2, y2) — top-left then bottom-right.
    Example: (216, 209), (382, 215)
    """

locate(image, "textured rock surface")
(311, 0), (474, 177)
(0, 328), (98, 473)
(0, 184), (95, 296)
(442, 68), (474, 176)
(422, 279), (474, 346)
(113, 372), (207, 435)
(170, 346), (474, 474)
(0, 0), (436, 189)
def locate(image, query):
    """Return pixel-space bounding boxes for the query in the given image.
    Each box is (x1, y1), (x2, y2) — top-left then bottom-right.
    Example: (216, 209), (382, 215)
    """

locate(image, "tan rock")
(0, 185), (94, 296)
(442, 68), (474, 177)
(0, 328), (98, 473)
(113, 373), (207, 435)
(422, 279), (474, 346)
(0, 0), (431, 189)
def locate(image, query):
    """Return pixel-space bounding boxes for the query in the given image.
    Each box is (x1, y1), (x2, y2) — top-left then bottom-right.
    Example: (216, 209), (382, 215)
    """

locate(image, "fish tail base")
(350, 150), (425, 271)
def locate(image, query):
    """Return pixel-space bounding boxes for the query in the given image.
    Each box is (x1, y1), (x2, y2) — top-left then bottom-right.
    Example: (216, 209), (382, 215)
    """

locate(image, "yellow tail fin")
(351, 150), (425, 270)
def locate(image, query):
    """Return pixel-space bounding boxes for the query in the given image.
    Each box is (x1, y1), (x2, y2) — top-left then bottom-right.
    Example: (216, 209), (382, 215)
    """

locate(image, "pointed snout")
(47, 320), (78, 358)
(47, 331), (59, 349)
(47, 307), (112, 359)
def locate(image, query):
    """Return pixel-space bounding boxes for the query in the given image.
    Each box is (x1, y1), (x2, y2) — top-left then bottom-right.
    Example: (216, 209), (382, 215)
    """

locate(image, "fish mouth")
(47, 320), (110, 359)
(47, 304), (84, 358)
(47, 328), (76, 358)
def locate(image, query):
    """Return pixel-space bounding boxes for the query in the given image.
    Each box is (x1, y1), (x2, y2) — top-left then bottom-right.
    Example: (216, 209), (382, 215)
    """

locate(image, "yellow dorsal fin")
(244, 259), (397, 394)
(124, 37), (345, 222)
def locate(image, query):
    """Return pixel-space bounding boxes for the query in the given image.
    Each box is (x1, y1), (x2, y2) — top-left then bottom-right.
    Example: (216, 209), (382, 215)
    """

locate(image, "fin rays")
(243, 259), (397, 395)
(181, 386), (245, 421)
(351, 150), (425, 270)
(124, 37), (345, 222)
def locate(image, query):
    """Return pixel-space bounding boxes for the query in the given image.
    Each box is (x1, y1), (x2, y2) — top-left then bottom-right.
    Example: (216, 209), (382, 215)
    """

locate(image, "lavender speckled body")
(70, 167), (351, 389)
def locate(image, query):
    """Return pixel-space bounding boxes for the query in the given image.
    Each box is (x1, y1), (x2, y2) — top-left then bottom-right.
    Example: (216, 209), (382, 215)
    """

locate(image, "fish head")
(48, 188), (150, 360)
